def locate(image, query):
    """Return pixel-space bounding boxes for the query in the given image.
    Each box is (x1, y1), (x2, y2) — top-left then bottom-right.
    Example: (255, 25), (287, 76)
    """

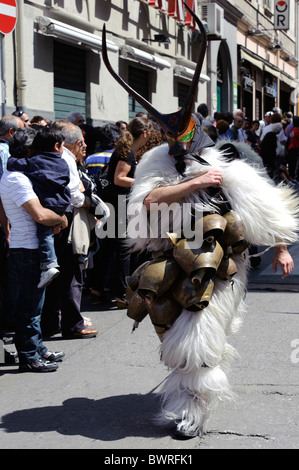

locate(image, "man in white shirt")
(0, 164), (67, 372)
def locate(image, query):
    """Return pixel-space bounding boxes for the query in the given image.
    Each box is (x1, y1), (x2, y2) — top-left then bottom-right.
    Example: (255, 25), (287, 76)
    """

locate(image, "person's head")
(135, 128), (163, 162)
(127, 116), (153, 140)
(216, 119), (229, 135)
(251, 120), (259, 131)
(233, 109), (245, 119)
(12, 110), (30, 127)
(95, 123), (121, 151)
(114, 116), (153, 159)
(214, 112), (226, 122)
(197, 103), (209, 118)
(264, 111), (273, 124)
(285, 112), (293, 124)
(30, 115), (48, 128)
(242, 117), (250, 129)
(224, 112), (233, 124)
(0, 115), (24, 140)
(135, 112), (148, 119)
(32, 127), (65, 154)
(292, 116), (299, 128)
(8, 127), (37, 158)
(203, 125), (218, 142)
(115, 120), (127, 131)
(66, 111), (85, 126)
(60, 123), (86, 162)
(270, 112), (282, 124)
(233, 116), (243, 129)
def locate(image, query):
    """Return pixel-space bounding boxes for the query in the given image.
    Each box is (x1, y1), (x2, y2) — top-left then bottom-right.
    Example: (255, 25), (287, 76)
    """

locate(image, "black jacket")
(7, 152), (71, 215)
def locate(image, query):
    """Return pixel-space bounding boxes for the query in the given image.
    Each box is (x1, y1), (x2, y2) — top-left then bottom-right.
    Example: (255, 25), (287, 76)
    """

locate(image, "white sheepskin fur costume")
(127, 142), (299, 436)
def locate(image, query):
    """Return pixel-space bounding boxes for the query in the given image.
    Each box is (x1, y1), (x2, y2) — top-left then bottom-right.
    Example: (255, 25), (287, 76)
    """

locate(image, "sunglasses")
(16, 110), (30, 123)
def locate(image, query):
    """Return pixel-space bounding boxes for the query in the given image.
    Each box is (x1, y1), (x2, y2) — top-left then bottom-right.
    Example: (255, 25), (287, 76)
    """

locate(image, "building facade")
(1, 1), (298, 125)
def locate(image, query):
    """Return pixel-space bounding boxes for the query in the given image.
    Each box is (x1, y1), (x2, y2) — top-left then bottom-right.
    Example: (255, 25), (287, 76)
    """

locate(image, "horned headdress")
(101, 2), (214, 159)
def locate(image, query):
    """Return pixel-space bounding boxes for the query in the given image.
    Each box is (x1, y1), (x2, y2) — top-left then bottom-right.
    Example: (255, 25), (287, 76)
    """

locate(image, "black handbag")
(94, 166), (112, 199)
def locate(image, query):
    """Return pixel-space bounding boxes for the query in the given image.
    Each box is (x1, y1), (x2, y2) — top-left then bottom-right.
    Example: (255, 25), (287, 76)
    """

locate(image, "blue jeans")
(36, 223), (59, 271)
(7, 248), (48, 364)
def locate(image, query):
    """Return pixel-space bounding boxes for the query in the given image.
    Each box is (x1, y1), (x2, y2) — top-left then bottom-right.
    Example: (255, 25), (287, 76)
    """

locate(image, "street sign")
(274, 0), (290, 30)
(0, 0), (17, 35)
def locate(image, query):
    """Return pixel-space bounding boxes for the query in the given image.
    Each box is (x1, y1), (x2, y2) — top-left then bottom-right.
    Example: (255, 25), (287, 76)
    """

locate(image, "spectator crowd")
(0, 103), (298, 371)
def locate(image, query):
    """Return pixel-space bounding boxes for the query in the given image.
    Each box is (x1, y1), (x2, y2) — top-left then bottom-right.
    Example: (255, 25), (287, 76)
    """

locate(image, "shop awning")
(264, 64), (281, 79)
(174, 65), (210, 82)
(119, 45), (171, 69)
(36, 16), (118, 52)
(240, 49), (264, 71)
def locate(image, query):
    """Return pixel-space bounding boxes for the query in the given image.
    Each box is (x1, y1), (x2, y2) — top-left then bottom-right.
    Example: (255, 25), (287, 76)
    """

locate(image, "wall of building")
(0, 1), (298, 124)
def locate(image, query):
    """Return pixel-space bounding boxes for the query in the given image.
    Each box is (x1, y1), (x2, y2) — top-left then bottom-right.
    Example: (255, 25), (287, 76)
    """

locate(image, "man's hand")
(193, 169), (223, 189)
(144, 169), (223, 209)
(53, 214), (68, 234)
(272, 245), (294, 279)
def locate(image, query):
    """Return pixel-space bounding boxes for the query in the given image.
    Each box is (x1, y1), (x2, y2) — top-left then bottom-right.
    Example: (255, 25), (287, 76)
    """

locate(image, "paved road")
(0, 246), (299, 450)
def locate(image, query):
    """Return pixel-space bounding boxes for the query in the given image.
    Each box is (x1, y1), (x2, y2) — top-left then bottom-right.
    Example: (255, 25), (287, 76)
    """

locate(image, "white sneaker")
(37, 268), (60, 289)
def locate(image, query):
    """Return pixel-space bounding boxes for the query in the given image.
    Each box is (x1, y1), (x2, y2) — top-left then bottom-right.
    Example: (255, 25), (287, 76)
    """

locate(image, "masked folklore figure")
(102, 5), (299, 438)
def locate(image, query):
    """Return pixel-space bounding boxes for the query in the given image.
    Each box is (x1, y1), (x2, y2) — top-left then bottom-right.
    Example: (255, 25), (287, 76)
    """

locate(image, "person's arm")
(114, 160), (134, 187)
(272, 244), (294, 279)
(62, 150), (85, 208)
(22, 198), (68, 229)
(143, 169), (222, 210)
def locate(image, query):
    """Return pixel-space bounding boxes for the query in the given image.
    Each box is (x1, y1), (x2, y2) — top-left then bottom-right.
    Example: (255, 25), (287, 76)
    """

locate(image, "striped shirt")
(0, 170), (39, 249)
(85, 149), (114, 175)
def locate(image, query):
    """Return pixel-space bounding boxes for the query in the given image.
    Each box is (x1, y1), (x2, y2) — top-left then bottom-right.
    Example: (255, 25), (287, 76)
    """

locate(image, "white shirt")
(62, 147), (85, 211)
(0, 170), (39, 249)
(238, 128), (247, 143)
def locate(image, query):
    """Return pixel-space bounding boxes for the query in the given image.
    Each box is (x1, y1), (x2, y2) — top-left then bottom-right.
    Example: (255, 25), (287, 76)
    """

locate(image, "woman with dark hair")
(90, 116), (153, 307)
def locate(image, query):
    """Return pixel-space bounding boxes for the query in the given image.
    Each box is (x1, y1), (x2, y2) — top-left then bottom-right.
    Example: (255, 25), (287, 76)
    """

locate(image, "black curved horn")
(101, 2), (207, 140)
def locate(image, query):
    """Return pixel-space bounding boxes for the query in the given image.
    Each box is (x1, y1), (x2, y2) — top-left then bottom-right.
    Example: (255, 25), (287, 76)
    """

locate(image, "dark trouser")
(41, 213), (85, 336)
(7, 249), (47, 364)
(90, 235), (131, 299)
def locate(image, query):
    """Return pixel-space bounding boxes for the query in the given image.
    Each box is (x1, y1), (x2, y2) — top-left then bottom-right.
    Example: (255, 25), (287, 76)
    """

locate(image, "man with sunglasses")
(0, 116), (24, 180)
(12, 110), (30, 127)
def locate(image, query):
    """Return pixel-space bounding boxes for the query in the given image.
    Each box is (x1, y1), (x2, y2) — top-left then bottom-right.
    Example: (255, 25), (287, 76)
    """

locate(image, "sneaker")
(19, 358), (58, 373)
(37, 268), (60, 289)
(42, 351), (65, 362)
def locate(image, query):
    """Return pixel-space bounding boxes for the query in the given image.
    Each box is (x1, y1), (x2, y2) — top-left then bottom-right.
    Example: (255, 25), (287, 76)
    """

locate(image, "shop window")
(53, 42), (86, 120)
(128, 65), (149, 121)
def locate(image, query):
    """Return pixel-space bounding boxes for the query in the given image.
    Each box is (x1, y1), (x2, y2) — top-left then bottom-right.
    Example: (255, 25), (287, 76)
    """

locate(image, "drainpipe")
(1, 33), (5, 116)
(15, 0), (26, 110)
(296, 0), (299, 115)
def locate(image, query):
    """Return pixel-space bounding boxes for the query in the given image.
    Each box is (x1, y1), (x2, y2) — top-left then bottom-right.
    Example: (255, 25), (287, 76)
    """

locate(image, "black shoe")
(42, 351), (65, 362)
(19, 358), (58, 373)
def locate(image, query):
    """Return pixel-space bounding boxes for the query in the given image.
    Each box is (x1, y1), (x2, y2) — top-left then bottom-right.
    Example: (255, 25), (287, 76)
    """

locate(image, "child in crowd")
(7, 127), (71, 288)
